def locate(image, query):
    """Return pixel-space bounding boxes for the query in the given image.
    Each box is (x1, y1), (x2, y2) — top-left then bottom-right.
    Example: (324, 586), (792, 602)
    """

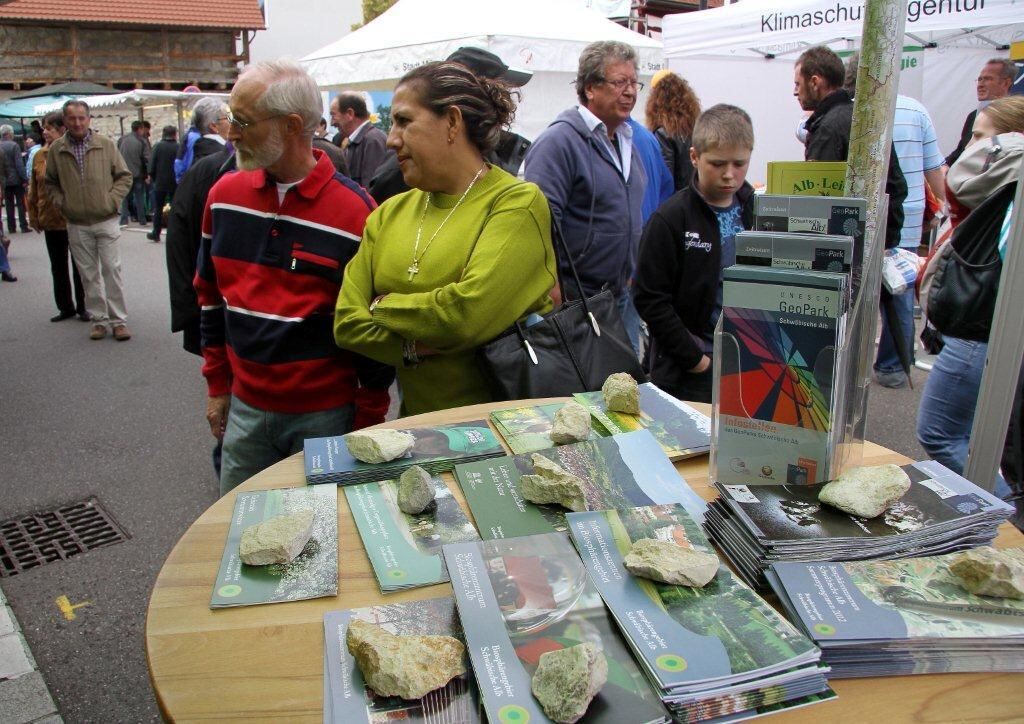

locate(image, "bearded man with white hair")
(195, 59), (394, 494)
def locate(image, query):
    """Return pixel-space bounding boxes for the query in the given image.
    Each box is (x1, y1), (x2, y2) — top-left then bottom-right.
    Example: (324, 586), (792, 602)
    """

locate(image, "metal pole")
(964, 157), (1024, 492)
(842, 0), (907, 460)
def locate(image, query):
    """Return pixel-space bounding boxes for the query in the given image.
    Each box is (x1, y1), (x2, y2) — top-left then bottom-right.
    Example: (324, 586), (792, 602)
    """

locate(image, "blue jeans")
(219, 396), (355, 495)
(916, 337), (1012, 498)
(0, 236), (10, 273)
(618, 288), (641, 356)
(875, 287), (915, 374)
(119, 176), (147, 223)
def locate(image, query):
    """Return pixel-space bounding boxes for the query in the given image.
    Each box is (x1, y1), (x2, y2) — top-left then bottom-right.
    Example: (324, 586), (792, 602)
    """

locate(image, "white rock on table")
(519, 453), (588, 512)
(623, 538), (720, 587)
(531, 642), (608, 724)
(602, 372), (640, 415)
(818, 464), (911, 519)
(345, 429), (416, 464)
(551, 402), (592, 444)
(346, 619), (466, 700)
(397, 465), (435, 514)
(949, 547), (1024, 600)
(239, 509), (315, 566)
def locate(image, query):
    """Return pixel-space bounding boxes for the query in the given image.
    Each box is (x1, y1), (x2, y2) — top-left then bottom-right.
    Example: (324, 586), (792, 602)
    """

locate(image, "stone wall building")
(0, 0), (266, 92)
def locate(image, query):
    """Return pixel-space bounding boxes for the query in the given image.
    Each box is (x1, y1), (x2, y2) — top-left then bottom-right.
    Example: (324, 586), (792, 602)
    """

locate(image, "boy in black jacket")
(634, 104), (755, 403)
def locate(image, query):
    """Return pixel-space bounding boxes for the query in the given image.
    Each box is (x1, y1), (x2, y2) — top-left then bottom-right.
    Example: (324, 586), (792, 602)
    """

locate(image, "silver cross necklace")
(408, 165), (487, 281)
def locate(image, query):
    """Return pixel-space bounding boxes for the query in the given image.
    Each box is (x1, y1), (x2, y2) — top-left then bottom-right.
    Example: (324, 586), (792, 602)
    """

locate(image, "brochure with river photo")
(455, 430), (707, 541)
(344, 475), (480, 593)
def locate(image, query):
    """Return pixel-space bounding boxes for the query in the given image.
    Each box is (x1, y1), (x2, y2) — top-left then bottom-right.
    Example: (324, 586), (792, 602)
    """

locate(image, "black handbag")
(479, 224), (646, 399)
(927, 182), (1015, 342)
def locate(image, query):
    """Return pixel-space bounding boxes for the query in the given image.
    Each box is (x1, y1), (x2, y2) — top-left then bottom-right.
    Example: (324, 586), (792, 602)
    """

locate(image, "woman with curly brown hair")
(645, 70), (702, 192)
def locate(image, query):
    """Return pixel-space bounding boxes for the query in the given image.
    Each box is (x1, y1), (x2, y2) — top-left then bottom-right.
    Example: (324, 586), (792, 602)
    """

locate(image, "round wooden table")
(145, 399), (1024, 722)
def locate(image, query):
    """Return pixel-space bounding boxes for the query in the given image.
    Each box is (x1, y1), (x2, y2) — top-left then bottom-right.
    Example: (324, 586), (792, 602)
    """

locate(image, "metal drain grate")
(0, 498), (130, 577)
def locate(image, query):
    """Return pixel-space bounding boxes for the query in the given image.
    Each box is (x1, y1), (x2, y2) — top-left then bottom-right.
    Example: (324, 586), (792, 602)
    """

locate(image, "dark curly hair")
(398, 61), (518, 154)
(645, 72), (701, 138)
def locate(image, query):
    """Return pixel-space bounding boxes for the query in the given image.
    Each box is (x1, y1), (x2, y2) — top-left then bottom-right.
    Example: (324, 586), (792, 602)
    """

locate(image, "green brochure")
(345, 476), (480, 593)
(210, 485), (338, 608)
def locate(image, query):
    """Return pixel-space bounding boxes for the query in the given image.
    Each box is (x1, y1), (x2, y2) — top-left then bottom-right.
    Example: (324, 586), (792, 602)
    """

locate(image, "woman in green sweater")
(334, 61), (558, 416)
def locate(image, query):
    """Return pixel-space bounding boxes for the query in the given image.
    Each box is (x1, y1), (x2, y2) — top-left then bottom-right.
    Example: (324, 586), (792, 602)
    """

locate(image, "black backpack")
(926, 181), (1016, 342)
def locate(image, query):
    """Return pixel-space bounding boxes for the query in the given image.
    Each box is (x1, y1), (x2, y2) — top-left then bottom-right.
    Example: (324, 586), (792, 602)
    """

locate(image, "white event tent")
(301, 0), (663, 142)
(663, 0), (1024, 184)
(33, 90), (230, 137)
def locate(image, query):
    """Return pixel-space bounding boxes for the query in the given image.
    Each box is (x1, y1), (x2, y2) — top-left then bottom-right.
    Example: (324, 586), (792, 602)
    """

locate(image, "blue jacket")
(627, 119), (672, 223)
(525, 108), (646, 298)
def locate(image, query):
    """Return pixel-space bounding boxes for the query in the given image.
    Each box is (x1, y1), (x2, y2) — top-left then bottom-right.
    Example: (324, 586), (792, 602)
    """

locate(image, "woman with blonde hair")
(645, 70), (702, 192)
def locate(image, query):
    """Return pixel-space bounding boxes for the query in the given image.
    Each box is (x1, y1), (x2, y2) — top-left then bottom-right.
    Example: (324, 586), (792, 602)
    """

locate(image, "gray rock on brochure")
(345, 429), (416, 464)
(346, 619), (466, 700)
(519, 453), (588, 512)
(623, 537), (720, 587)
(397, 465), (436, 514)
(551, 401), (592, 444)
(818, 464), (911, 519)
(950, 546), (1024, 600)
(531, 642), (608, 723)
(238, 509), (315, 566)
(602, 372), (640, 414)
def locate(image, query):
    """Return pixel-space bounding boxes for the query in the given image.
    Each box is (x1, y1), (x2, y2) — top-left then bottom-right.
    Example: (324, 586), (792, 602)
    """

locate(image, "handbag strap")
(550, 222), (601, 336)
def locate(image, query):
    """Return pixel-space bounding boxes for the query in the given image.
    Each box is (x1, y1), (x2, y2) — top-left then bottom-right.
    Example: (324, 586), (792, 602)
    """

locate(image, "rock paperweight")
(531, 642), (608, 724)
(623, 537), (719, 587)
(397, 465), (435, 514)
(345, 429), (416, 464)
(949, 547), (1024, 600)
(818, 464), (911, 519)
(551, 402), (592, 444)
(519, 453), (588, 512)
(346, 619), (466, 700)
(239, 509), (315, 566)
(602, 372), (640, 415)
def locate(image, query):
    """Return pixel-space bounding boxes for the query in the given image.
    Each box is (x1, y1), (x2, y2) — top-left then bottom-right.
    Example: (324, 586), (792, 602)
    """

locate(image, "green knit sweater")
(334, 166), (557, 416)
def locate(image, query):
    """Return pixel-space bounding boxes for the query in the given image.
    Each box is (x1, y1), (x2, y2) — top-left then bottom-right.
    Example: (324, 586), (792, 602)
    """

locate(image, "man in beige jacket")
(45, 100), (134, 341)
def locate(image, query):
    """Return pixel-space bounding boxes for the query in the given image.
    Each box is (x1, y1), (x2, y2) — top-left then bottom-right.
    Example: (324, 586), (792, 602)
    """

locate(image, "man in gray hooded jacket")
(524, 40), (647, 350)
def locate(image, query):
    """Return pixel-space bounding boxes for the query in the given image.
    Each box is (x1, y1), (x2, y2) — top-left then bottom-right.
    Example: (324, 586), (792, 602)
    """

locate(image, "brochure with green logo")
(565, 505), (820, 694)
(490, 402), (610, 454)
(344, 476), (480, 593)
(455, 430), (707, 541)
(443, 533), (669, 724)
(210, 485), (337, 608)
(305, 421), (505, 486)
(323, 596), (482, 723)
(573, 383), (711, 461)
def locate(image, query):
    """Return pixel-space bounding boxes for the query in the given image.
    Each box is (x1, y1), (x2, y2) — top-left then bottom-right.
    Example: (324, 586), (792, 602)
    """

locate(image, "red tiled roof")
(0, 0), (265, 30)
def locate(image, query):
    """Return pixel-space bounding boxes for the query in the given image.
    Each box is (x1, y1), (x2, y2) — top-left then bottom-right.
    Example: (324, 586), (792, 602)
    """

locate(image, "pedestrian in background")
(645, 70), (701, 193)
(147, 125), (179, 242)
(0, 124), (29, 234)
(117, 120), (150, 226)
(27, 111), (86, 321)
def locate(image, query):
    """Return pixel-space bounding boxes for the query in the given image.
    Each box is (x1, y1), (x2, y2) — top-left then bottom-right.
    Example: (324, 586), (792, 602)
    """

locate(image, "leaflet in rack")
(734, 230), (853, 274)
(455, 429), (707, 541)
(565, 504), (830, 722)
(443, 533), (670, 724)
(713, 266), (849, 487)
(766, 550), (1024, 678)
(304, 420), (505, 486)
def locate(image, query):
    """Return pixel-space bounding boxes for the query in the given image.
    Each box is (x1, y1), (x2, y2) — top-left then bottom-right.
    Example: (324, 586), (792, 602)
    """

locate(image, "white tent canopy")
(663, 0), (1023, 59)
(661, 1), (1023, 184)
(301, 0), (662, 141)
(33, 90), (231, 136)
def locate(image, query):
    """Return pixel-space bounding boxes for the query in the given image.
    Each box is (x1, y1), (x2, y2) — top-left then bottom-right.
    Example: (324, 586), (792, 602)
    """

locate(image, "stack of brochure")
(705, 459), (1015, 589)
(766, 549), (1024, 678)
(712, 265), (851, 488)
(455, 429), (708, 541)
(490, 383), (710, 461)
(443, 533), (672, 724)
(565, 504), (833, 722)
(323, 597), (483, 723)
(304, 420), (505, 486)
